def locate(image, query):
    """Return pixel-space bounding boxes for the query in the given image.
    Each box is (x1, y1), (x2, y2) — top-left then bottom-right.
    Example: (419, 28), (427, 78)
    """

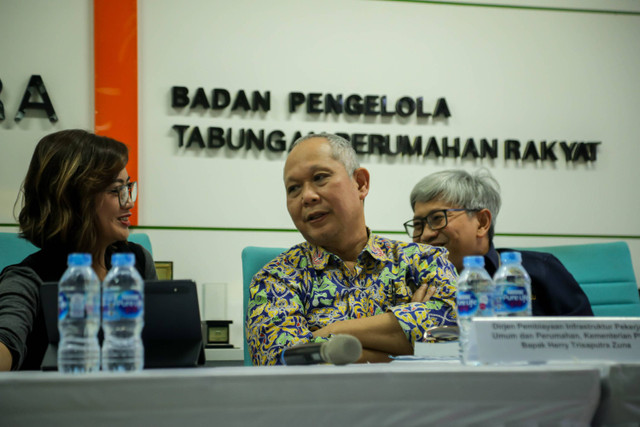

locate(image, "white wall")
(0, 0), (94, 210)
(138, 0), (640, 234)
(2, 0), (640, 354)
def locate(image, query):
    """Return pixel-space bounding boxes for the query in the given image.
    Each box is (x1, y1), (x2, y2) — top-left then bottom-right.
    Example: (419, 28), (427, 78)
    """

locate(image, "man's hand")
(311, 312), (413, 357)
(411, 284), (436, 303)
(359, 348), (394, 363)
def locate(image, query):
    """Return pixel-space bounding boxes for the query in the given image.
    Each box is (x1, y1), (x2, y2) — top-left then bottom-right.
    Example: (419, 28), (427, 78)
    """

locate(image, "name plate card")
(473, 317), (640, 364)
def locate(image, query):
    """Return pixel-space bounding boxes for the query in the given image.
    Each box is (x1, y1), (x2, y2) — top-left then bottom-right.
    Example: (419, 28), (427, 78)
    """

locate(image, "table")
(0, 363), (601, 426)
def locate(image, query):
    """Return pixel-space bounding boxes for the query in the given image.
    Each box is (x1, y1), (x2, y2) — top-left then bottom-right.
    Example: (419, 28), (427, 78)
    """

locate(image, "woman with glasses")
(0, 129), (157, 371)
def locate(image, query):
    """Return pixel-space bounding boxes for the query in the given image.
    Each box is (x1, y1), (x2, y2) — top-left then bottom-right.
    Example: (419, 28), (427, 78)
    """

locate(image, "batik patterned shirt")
(245, 233), (458, 365)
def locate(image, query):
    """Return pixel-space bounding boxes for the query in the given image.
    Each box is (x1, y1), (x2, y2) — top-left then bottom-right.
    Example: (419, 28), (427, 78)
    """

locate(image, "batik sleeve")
(388, 246), (458, 345)
(245, 260), (328, 366)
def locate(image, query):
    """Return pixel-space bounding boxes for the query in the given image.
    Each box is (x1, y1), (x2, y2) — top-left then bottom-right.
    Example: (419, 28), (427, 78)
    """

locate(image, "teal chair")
(0, 231), (153, 272)
(128, 232), (153, 256)
(0, 232), (39, 272)
(241, 246), (287, 366)
(520, 242), (640, 316)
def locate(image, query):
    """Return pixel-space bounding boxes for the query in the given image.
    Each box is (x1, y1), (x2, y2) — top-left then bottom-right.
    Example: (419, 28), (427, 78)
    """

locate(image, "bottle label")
(59, 293), (87, 319)
(477, 293), (492, 314)
(58, 293), (69, 320)
(69, 294), (85, 318)
(496, 285), (529, 313)
(457, 290), (479, 317)
(59, 292), (98, 319)
(103, 290), (143, 319)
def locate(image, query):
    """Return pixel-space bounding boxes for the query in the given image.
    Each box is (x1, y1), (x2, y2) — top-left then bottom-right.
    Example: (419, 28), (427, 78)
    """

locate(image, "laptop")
(40, 279), (206, 370)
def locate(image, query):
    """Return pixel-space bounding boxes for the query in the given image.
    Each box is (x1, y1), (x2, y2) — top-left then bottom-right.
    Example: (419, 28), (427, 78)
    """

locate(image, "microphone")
(281, 334), (362, 366)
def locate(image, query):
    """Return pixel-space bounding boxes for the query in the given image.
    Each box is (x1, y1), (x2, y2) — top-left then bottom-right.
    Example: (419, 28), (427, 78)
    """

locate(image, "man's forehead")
(413, 200), (454, 214)
(283, 160), (344, 183)
(285, 161), (321, 176)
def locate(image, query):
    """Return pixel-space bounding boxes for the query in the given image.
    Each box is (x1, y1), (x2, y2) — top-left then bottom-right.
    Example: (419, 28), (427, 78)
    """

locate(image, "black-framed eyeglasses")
(403, 208), (479, 238)
(109, 181), (137, 208)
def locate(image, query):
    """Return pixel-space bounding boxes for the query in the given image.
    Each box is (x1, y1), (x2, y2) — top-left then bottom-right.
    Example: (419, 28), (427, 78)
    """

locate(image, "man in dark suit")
(405, 169), (593, 316)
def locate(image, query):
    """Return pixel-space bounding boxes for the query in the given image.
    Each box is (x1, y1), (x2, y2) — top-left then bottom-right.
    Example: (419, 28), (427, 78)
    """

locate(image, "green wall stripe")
(1, 223), (638, 239)
(375, 231), (640, 239)
(377, 0), (640, 15)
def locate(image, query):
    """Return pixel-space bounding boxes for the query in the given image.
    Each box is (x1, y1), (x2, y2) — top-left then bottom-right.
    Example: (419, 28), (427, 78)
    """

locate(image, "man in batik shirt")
(246, 133), (458, 365)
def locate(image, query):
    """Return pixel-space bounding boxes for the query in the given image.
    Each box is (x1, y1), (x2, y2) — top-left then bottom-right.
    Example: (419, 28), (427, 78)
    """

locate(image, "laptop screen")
(40, 279), (205, 370)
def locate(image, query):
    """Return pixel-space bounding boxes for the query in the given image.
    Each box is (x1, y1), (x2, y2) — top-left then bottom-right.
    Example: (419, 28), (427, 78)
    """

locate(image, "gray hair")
(410, 168), (501, 240)
(289, 132), (359, 176)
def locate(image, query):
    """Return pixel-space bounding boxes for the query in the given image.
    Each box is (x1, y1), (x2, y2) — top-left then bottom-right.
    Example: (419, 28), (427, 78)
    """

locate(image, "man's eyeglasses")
(110, 182), (137, 208)
(403, 208), (478, 238)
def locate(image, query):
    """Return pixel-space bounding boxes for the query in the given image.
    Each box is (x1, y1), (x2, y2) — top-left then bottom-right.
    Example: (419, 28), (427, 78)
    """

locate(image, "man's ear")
(353, 167), (370, 200)
(476, 208), (492, 238)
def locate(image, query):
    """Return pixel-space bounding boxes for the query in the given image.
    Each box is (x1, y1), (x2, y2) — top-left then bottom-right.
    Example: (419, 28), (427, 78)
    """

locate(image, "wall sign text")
(0, 75), (58, 123)
(169, 85), (601, 163)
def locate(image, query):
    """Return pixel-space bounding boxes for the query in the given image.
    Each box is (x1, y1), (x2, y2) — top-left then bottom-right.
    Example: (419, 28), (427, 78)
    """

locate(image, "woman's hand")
(0, 342), (13, 371)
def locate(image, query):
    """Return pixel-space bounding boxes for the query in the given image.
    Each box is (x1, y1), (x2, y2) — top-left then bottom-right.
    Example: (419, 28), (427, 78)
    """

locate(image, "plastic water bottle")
(456, 255), (495, 365)
(102, 253), (144, 372)
(57, 253), (100, 373)
(493, 251), (532, 317)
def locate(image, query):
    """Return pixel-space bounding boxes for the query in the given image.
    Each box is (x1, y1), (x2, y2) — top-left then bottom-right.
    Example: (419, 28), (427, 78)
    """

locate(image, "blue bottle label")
(58, 292), (69, 320)
(103, 290), (143, 319)
(116, 290), (143, 318)
(457, 290), (479, 317)
(498, 285), (528, 313)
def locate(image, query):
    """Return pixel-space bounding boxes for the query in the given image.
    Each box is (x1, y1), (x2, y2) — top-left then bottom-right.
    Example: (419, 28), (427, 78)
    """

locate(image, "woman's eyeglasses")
(110, 182), (137, 208)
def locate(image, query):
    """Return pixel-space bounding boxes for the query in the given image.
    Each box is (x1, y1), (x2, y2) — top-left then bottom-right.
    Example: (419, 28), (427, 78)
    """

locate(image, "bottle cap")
(111, 253), (135, 267)
(67, 253), (92, 266)
(462, 255), (484, 268)
(500, 251), (522, 264)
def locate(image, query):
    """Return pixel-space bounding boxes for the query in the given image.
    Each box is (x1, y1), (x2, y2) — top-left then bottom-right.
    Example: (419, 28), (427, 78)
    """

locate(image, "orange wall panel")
(94, 0), (138, 225)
